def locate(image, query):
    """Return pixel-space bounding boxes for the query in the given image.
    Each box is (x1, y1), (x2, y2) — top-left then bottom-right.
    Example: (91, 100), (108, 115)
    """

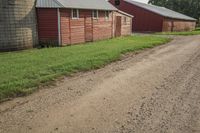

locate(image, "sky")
(132, 0), (149, 3)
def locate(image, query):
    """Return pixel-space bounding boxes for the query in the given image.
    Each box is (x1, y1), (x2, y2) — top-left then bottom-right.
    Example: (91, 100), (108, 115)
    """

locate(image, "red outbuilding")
(36, 0), (133, 46)
(109, 0), (196, 32)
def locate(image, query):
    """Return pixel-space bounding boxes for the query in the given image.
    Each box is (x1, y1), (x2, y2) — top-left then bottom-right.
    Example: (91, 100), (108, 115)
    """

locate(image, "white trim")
(71, 9), (79, 19)
(92, 10), (99, 19)
(117, 10), (134, 18)
(57, 8), (61, 46)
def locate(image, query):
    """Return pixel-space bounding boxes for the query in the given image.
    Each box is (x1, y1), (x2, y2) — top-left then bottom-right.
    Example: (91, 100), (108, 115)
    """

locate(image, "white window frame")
(92, 10), (99, 19)
(71, 9), (79, 19)
(105, 11), (109, 20)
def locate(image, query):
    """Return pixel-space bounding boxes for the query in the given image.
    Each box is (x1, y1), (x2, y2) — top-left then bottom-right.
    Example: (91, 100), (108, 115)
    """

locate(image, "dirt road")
(1, 35), (200, 133)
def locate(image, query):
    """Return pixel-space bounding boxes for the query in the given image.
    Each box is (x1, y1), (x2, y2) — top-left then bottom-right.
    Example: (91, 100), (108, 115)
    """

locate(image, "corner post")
(57, 8), (61, 46)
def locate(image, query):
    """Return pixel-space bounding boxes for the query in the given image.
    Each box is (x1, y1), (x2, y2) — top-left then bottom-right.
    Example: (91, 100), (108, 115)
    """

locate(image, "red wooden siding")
(109, 0), (196, 32)
(109, 0), (163, 32)
(37, 8), (58, 43)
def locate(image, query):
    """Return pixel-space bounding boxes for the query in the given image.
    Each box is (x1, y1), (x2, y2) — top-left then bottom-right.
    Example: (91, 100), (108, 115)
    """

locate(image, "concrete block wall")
(162, 18), (196, 32)
(0, 0), (38, 51)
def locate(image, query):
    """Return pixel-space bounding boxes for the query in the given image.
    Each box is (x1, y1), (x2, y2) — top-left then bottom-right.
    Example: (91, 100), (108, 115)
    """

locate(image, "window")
(124, 16), (127, 24)
(71, 9), (79, 19)
(105, 11), (109, 20)
(115, 0), (120, 6)
(8, 0), (15, 5)
(92, 10), (98, 19)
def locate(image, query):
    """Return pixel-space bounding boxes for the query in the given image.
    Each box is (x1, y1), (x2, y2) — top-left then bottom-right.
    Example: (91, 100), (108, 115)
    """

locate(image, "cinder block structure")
(0, 0), (38, 51)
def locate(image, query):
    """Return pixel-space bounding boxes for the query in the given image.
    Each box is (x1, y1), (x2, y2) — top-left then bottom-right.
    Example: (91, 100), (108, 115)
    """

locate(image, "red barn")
(109, 0), (196, 32)
(36, 0), (133, 46)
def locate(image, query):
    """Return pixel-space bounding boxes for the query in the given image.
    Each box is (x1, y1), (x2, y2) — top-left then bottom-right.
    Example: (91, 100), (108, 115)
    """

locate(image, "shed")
(36, 0), (133, 46)
(114, 10), (133, 37)
(109, 0), (197, 32)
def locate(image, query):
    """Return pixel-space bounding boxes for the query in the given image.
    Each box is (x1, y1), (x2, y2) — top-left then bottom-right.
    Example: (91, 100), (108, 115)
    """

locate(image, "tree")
(148, 0), (200, 24)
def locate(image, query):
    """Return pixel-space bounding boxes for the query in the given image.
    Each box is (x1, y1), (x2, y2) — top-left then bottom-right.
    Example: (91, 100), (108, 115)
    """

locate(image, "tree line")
(148, 0), (200, 24)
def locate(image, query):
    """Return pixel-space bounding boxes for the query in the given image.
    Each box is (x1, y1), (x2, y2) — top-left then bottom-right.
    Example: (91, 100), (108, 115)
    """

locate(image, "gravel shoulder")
(0, 35), (200, 133)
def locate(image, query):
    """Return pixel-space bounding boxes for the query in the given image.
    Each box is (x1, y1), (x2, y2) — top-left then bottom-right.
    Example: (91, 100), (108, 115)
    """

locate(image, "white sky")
(132, 0), (149, 3)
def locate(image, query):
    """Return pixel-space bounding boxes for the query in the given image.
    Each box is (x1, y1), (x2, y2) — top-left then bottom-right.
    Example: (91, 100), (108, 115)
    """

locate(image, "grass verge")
(156, 28), (200, 36)
(0, 35), (170, 101)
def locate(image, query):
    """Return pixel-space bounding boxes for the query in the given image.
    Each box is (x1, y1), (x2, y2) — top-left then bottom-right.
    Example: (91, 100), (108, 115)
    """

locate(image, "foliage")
(39, 40), (58, 48)
(148, 0), (200, 22)
(195, 27), (200, 31)
(0, 35), (170, 101)
(156, 28), (200, 35)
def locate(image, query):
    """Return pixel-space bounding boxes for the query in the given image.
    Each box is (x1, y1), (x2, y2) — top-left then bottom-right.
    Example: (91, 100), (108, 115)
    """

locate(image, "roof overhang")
(124, 0), (197, 21)
(117, 10), (134, 18)
(36, 0), (118, 11)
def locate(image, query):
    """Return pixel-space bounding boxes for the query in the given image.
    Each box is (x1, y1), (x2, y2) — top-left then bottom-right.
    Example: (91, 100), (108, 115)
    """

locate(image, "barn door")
(84, 16), (93, 42)
(115, 16), (122, 37)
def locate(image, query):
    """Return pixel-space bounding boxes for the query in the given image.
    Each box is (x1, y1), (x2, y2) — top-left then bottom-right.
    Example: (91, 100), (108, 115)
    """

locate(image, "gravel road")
(0, 35), (200, 133)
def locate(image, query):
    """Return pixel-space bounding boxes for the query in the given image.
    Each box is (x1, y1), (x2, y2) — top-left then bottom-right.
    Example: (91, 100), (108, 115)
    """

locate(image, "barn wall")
(113, 12), (132, 36)
(37, 8), (58, 44)
(163, 18), (196, 32)
(121, 17), (132, 36)
(109, 0), (164, 32)
(37, 8), (132, 46)
(92, 11), (113, 41)
(83, 10), (93, 42)
(60, 9), (70, 45)
(162, 19), (173, 32)
(60, 9), (86, 45)
(70, 10), (85, 44)
(60, 9), (113, 45)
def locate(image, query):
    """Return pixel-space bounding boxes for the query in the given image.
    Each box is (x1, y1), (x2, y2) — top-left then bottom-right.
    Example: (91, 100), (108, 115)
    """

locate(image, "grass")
(195, 27), (200, 31)
(156, 27), (200, 36)
(0, 35), (170, 101)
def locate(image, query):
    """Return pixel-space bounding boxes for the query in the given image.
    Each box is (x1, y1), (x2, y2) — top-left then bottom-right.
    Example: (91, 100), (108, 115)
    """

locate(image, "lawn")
(156, 27), (200, 36)
(0, 35), (170, 101)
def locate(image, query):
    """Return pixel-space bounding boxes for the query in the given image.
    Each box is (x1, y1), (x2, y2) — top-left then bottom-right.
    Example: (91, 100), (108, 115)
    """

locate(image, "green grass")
(0, 35), (170, 101)
(156, 27), (200, 36)
(195, 27), (200, 31)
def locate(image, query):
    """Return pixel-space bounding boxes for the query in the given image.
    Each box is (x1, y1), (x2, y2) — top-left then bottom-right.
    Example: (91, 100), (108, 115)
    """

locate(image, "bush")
(39, 40), (58, 48)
